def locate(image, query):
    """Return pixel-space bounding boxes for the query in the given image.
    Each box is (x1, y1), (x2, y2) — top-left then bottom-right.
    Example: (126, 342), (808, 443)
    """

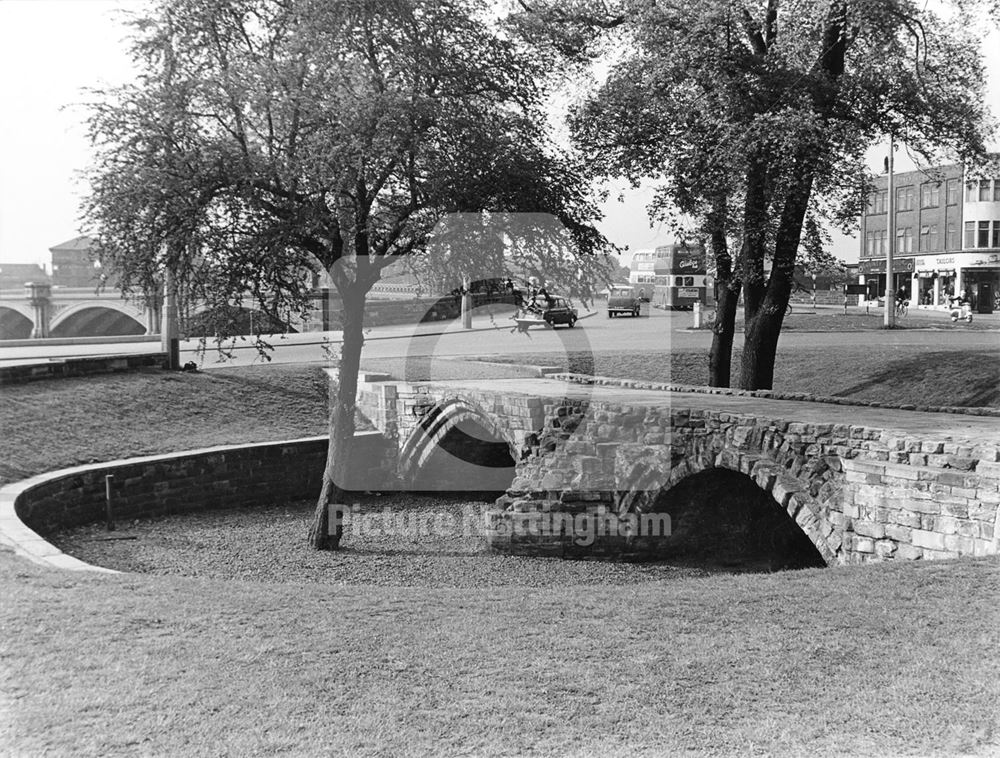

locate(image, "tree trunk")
(709, 282), (740, 387)
(309, 286), (365, 550)
(741, 157), (769, 322)
(739, 296), (785, 390)
(739, 153), (814, 391)
(707, 209), (739, 388)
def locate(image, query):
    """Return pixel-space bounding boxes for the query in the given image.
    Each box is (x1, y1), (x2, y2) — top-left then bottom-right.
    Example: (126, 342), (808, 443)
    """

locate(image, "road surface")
(1, 303), (998, 370)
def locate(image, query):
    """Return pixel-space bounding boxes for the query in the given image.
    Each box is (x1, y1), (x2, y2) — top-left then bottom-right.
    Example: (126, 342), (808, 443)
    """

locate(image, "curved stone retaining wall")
(0, 432), (392, 570)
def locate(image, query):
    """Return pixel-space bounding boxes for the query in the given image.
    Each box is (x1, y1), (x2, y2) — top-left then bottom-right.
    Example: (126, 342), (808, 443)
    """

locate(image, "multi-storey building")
(858, 162), (999, 313)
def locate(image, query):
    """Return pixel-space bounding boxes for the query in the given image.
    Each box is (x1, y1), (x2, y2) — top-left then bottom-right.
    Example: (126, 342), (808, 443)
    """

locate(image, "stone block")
(934, 516), (961, 536)
(853, 520), (885, 539)
(885, 524), (912, 542)
(874, 539), (897, 559)
(854, 536), (875, 553)
(943, 534), (974, 554)
(911, 530), (946, 551)
(973, 538), (994, 557)
(895, 543), (923, 560)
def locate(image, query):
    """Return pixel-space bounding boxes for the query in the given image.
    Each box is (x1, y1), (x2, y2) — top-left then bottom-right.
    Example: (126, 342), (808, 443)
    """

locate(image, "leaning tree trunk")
(706, 208), (738, 388)
(738, 296), (786, 390)
(309, 287), (365, 550)
(740, 145), (816, 392)
(708, 282), (740, 387)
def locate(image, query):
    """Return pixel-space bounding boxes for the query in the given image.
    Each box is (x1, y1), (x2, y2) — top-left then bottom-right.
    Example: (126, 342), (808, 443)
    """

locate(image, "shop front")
(858, 257), (915, 302)
(963, 254), (1000, 313)
(913, 252), (1000, 312)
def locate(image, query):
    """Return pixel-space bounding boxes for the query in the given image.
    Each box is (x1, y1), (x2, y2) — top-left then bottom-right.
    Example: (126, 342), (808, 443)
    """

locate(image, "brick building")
(859, 162), (1000, 313)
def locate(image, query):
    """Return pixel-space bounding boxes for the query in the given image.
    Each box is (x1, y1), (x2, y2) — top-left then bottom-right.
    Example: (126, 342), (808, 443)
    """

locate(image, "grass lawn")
(478, 346), (1000, 408)
(716, 307), (1000, 332)
(2, 547), (998, 756)
(0, 364), (333, 486)
(2, 356), (1000, 755)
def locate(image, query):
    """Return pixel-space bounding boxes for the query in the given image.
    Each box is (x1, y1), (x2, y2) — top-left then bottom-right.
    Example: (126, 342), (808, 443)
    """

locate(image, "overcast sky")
(1, 0), (997, 271)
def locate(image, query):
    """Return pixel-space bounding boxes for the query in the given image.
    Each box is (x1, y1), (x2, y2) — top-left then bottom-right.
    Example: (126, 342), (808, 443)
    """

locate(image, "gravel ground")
(50, 493), (719, 588)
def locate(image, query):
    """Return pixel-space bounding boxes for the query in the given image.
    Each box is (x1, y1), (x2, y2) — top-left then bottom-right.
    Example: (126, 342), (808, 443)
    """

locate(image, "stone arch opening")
(50, 307), (145, 338)
(649, 468), (827, 572)
(402, 400), (517, 495)
(0, 307), (33, 339)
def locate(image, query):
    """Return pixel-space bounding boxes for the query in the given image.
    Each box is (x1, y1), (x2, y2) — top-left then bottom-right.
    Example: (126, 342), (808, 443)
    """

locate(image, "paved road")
(1, 302), (998, 370)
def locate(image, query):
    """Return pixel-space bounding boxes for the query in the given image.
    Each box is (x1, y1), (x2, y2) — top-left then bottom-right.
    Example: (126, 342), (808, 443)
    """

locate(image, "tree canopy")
(83, 0), (612, 549)
(518, 0), (996, 387)
(84, 0), (610, 334)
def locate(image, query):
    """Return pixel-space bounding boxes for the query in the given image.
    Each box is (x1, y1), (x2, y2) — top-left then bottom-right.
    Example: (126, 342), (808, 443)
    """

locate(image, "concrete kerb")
(0, 435), (330, 574)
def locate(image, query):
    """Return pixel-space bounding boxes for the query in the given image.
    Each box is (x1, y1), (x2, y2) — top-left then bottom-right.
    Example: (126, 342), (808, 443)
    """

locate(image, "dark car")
(541, 296), (578, 327)
(516, 295), (577, 328)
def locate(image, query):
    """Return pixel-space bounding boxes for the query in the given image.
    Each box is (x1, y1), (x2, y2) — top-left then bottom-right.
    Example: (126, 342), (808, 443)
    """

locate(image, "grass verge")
(479, 346), (1000, 408)
(0, 364), (333, 486)
(3, 547), (998, 756)
(3, 358), (1000, 755)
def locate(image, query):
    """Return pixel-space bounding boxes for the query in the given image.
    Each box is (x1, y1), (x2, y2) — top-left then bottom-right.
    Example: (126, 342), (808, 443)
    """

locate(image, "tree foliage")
(83, 0), (610, 548)
(518, 0), (996, 387)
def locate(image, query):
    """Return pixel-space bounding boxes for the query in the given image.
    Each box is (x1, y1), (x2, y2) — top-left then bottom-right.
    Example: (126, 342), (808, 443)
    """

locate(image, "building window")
(918, 224), (938, 252)
(896, 185), (915, 211)
(994, 181), (1000, 202)
(980, 180), (992, 202)
(896, 226), (913, 253)
(978, 220), (990, 247)
(867, 189), (887, 214)
(946, 178), (960, 205)
(946, 221), (959, 250)
(993, 220), (1000, 248)
(920, 183), (940, 208)
(966, 181), (979, 202)
(965, 221), (976, 248)
(877, 229), (887, 255)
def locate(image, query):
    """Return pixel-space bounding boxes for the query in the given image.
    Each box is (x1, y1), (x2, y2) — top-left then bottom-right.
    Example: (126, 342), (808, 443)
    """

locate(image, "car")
(541, 296), (578, 327)
(514, 295), (578, 329)
(607, 286), (641, 317)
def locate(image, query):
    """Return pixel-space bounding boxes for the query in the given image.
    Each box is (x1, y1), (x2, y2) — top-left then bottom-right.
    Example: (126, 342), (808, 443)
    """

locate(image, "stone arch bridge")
(348, 371), (1000, 566)
(0, 286), (327, 340)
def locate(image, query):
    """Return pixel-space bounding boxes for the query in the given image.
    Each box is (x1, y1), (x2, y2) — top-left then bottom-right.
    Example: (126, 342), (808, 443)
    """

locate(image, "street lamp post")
(884, 134), (896, 328)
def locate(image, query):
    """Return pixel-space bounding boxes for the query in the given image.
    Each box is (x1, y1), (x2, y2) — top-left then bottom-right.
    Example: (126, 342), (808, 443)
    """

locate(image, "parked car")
(607, 286), (641, 317)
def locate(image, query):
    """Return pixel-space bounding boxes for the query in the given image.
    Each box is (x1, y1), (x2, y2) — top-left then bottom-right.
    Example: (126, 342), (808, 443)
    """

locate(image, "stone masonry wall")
(14, 432), (392, 536)
(488, 401), (1000, 565)
(352, 375), (1000, 564)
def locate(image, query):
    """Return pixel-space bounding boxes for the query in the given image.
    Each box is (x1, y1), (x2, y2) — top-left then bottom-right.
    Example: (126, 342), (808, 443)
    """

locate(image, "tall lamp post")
(884, 134), (896, 328)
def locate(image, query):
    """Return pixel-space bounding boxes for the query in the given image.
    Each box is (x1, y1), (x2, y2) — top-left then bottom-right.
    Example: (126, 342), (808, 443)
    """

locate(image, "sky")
(1, 0), (998, 272)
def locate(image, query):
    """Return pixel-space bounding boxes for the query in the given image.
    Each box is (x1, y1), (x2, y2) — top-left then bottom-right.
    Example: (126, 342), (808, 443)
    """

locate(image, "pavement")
(1, 302), (997, 370)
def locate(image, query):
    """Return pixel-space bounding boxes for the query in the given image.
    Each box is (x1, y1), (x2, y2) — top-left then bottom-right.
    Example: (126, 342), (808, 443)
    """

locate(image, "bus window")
(674, 276), (684, 286)
(683, 276), (694, 286)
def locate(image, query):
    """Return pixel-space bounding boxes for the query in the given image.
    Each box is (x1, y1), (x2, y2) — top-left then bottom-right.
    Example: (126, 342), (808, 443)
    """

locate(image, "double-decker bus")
(641, 243), (710, 309)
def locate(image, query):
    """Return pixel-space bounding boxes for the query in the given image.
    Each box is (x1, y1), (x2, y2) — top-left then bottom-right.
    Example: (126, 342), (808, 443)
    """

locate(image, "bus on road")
(639, 243), (710, 310)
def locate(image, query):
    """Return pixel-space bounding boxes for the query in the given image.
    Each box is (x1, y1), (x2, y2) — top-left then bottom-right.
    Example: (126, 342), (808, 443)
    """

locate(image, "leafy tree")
(518, 0), (995, 388)
(83, 0), (609, 549)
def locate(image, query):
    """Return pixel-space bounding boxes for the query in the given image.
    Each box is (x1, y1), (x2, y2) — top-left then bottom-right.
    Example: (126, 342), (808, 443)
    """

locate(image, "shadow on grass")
(833, 351), (1000, 407)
